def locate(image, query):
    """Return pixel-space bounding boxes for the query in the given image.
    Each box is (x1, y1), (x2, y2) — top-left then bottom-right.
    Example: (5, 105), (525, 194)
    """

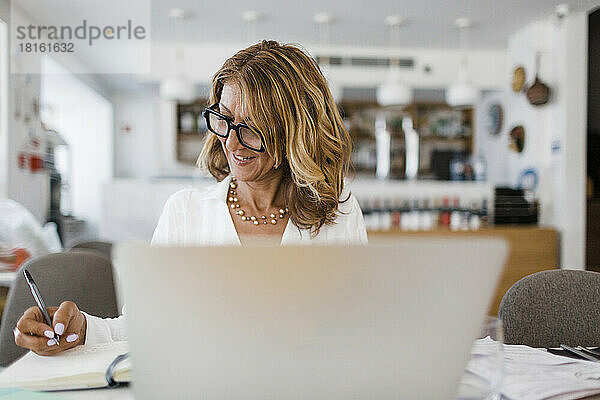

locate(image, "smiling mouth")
(232, 153), (256, 162)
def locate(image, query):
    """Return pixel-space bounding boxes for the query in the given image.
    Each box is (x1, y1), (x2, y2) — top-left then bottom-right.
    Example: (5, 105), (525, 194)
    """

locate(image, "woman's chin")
(228, 164), (256, 180)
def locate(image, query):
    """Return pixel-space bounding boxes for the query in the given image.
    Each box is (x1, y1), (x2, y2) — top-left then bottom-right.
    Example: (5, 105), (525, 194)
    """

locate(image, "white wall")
(7, 9), (49, 222)
(113, 92), (160, 179)
(474, 91), (510, 187)
(0, 17), (8, 199)
(550, 12), (588, 268)
(41, 56), (114, 237)
(498, 11), (589, 268)
(505, 18), (556, 226)
(5, 7), (114, 229)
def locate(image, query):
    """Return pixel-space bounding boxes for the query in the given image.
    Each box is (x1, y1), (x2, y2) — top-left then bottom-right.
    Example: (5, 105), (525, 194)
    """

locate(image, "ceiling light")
(160, 9), (195, 102)
(313, 12), (335, 25)
(377, 15), (412, 107)
(446, 70), (479, 107)
(383, 14), (404, 28)
(377, 68), (412, 106)
(159, 76), (195, 103)
(168, 8), (191, 19)
(314, 13), (341, 103)
(445, 17), (479, 107)
(241, 11), (263, 23)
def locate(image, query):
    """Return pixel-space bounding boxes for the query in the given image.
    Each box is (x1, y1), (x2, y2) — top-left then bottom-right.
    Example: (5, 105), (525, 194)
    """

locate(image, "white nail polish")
(47, 339), (56, 346)
(66, 334), (78, 343)
(13, 327), (20, 338)
(44, 330), (54, 339)
(54, 323), (65, 335)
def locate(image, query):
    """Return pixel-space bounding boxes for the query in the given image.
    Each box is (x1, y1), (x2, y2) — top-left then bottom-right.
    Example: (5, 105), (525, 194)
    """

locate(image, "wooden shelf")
(176, 98), (209, 164)
(340, 100), (474, 178)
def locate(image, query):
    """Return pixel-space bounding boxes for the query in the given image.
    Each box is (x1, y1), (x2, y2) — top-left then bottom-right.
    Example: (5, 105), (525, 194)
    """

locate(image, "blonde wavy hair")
(198, 40), (352, 236)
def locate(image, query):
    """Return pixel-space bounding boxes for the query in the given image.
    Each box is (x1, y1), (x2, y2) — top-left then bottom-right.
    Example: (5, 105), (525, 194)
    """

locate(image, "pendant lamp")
(314, 12), (342, 103)
(159, 9), (196, 103)
(445, 18), (479, 107)
(377, 15), (412, 107)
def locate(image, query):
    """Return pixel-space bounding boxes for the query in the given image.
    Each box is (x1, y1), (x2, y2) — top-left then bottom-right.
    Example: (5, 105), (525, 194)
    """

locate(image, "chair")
(498, 269), (600, 348)
(0, 251), (119, 366)
(69, 240), (113, 259)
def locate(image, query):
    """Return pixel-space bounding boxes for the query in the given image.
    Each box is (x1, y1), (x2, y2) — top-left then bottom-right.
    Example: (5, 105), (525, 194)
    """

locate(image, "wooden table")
(368, 226), (559, 315)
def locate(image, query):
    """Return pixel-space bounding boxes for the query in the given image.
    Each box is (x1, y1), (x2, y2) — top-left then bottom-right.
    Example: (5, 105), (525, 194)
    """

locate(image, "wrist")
(79, 312), (87, 345)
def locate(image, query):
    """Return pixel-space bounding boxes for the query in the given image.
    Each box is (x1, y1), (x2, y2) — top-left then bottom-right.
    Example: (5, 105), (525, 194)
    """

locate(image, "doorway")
(587, 8), (600, 271)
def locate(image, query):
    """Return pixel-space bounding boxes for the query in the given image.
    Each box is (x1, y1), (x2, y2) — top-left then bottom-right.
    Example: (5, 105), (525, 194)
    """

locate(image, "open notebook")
(0, 341), (130, 391)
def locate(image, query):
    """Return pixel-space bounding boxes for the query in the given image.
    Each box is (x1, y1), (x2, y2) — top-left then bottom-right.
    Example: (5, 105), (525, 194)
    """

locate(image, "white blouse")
(83, 176), (368, 345)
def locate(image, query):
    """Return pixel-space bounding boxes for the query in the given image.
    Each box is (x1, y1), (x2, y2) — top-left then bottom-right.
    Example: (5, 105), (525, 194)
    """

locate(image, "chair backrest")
(0, 251), (119, 366)
(498, 269), (600, 348)
(69, 241), (113, 259)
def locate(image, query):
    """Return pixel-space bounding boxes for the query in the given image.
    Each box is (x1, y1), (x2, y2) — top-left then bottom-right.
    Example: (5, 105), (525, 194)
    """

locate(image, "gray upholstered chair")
(0, 251), (119, 366)
(69, 240), (113, 259)
(498, 269), (600, 348)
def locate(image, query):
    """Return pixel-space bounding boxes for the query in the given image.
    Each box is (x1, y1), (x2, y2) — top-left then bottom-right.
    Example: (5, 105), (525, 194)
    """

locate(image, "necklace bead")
(228, 177), (287, 228)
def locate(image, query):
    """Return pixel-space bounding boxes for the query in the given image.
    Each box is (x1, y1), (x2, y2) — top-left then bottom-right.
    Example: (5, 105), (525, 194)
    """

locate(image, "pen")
(560, 344), (599, 362)
(23, 269), (60, 345)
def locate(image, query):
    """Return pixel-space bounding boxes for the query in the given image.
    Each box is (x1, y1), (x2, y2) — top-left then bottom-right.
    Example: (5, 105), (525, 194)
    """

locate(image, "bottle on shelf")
(400, 200), (411, 231)
(440, 197), (451, 227)
(180, 111), (195, 132)
(450, 197), (461, 231)
(390, 198), (402, 229)
(380, 199), (393, 231)
(469, 200), (482, 231)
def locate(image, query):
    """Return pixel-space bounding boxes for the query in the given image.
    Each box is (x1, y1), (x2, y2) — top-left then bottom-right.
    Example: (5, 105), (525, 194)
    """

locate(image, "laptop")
(115, 237), (507, 399)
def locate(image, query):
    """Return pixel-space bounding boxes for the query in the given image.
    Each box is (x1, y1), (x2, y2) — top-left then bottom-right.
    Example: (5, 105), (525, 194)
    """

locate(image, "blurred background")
(0, 0), (599, 314)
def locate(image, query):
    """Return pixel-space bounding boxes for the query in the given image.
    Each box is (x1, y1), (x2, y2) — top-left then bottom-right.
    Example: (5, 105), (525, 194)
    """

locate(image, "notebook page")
(0, 341), (129, 387)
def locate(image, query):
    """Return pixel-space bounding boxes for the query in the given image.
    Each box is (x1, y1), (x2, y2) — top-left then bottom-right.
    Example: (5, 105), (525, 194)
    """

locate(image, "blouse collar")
(200, 175), (233, 203)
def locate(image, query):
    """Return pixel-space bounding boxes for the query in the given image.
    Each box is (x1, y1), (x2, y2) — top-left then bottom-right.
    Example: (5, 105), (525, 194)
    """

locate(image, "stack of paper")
(467, 337), (600, 400)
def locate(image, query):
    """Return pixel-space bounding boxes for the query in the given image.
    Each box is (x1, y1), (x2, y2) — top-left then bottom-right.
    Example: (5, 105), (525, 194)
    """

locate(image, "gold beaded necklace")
(228, 177), (288, 226)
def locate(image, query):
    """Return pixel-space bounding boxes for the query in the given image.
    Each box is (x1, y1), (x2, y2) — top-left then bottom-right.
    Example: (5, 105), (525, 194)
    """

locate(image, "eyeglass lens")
(207, 112), (262, 150)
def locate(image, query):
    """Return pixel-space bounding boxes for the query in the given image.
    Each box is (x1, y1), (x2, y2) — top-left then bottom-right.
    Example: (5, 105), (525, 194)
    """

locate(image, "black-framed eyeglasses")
(203, 103), (266, 153)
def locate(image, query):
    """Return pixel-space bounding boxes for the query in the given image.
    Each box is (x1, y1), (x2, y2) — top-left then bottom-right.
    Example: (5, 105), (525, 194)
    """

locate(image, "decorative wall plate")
(526, 76), (551, 105)
(509, 125), (525, 153)
(512, 66), (526, 92)
(485, 103), (503, 136)
(526, 52), (551, 106)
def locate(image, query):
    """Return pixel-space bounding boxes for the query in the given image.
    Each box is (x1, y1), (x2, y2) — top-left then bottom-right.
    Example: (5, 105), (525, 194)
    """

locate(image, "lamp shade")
(376, 68), (412, 106)
(159, 75), (196, 103)
(446, 81), (479, 107)
(445, 64), (479, 107)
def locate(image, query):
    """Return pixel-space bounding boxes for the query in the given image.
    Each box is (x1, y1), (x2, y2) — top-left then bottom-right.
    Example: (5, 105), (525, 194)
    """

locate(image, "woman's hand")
(14, 301), (87, 356)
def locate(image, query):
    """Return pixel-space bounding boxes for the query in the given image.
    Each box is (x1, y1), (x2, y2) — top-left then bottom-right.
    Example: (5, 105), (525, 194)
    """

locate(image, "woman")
(14, 40), (367, 356)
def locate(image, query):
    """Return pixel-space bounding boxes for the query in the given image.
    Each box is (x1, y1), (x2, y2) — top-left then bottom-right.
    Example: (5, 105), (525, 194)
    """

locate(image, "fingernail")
(54, 323), (65, 335)
(44, 330), (55, 339)
(66, 334), (78, 343)
(47, 339), (56, 346)
(13, 327), (19, 338)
